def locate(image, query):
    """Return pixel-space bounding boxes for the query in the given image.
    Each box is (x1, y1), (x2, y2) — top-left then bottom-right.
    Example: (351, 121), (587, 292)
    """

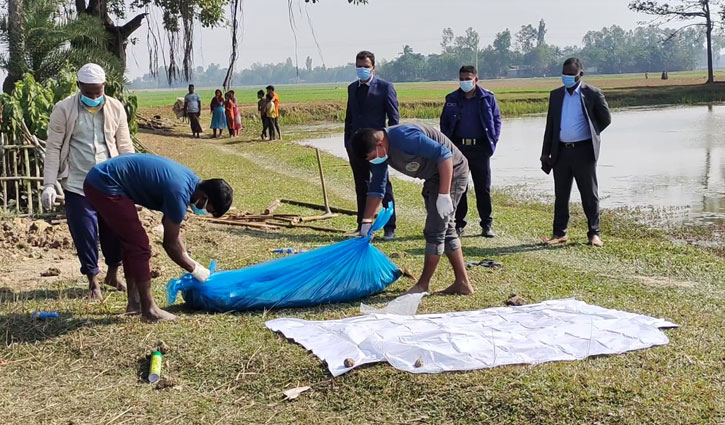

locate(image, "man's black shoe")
(482, 227), (496, 238)
(456, 227), (465, 237)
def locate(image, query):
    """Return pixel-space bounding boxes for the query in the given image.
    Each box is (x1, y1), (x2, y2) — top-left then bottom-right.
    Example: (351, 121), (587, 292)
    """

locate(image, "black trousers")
(455, 146), (493, 230)
(346, 148), (396, 231)
(553, 141), (600, 238)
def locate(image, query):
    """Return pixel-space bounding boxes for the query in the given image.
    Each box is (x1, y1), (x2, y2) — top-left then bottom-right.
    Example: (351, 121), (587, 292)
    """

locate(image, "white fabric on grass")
(266, 298), (678, 376)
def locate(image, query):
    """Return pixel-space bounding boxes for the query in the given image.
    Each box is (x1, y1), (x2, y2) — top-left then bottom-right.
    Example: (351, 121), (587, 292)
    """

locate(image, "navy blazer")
(541, 82), (611, 164)
(344, 77), (400, 148)
(440, 86), (502, 156)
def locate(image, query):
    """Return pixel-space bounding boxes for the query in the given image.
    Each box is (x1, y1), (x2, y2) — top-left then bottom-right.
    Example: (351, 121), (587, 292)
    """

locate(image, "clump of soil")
(0, 218), (72, 251)
(505, 293), (526, 306)
(40, 267), (61, 277)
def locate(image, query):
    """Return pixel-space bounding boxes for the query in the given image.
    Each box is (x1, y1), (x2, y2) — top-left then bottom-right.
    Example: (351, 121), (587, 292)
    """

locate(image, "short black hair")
(198, 179), (233, 218)
(266, 93), (273, 100)
(356, 50), (375, 66)
(351, 128), (379, 159)
(188, 84), (194, 89)
(257, 90), (264, 96)
(266, 85), (275, 91)
(459, 65), (477, 75)
(563, 57), (583, 71)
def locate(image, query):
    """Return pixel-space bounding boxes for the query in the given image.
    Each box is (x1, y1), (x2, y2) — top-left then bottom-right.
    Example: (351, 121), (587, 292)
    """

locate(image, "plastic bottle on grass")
(148, 351), (162, 383)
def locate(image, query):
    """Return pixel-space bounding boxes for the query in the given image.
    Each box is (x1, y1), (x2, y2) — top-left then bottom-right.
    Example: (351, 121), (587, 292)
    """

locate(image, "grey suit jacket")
(541, 83), (611, 164)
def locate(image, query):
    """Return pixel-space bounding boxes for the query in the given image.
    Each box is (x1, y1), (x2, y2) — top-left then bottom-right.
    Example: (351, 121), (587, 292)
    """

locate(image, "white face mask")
(459, 79), (476, 92)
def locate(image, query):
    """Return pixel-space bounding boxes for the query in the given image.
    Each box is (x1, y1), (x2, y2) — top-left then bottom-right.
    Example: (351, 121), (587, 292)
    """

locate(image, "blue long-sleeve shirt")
(368, 124), (467, 198)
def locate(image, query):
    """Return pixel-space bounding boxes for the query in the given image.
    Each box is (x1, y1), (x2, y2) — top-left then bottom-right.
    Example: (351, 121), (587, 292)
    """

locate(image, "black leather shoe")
(383, 229), (395, 241)
(482, 227), (496, 238)
(456, 227), (465, 237)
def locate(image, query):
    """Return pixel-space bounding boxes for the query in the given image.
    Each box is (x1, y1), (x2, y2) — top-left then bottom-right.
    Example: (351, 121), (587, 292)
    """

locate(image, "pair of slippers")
(466, 259), (503, 268)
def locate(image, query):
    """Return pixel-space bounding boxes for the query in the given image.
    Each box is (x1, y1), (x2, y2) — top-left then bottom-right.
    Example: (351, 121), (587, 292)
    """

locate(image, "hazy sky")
(123, 0), (651, 79)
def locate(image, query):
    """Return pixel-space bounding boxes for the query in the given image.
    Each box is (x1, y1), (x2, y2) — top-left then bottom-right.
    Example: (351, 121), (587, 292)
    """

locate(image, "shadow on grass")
(403, 242), (570, 257)
(0, 286), (89, 303)
(0, 312), (121, 344)
(164, 287), (406, 318)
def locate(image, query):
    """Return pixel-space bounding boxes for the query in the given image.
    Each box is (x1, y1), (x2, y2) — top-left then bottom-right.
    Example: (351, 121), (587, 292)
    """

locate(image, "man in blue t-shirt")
(84, 154), (233, 322)
(351, 124), (474, 295)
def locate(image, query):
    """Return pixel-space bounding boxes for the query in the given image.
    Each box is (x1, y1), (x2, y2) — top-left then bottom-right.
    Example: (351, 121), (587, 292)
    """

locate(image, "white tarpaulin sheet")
(266, 298), (678, 376)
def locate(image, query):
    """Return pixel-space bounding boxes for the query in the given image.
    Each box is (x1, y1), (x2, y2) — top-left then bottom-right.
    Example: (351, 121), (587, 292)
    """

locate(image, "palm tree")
(1, 0), (122, 93)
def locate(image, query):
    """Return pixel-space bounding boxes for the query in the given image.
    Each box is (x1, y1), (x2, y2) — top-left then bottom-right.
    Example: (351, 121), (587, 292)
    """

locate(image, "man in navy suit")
(344, 50), (399, 240)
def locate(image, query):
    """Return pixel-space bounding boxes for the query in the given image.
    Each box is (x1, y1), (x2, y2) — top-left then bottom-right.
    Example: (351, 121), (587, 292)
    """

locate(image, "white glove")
(190, 261), (211, 283)
(360, 222), (373, 237)
(436, 193), (454, 219)
(41, 185), (57, 209)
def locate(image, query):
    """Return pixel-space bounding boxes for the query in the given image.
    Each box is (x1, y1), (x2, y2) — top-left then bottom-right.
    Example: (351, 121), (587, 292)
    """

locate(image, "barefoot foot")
(104, 274), (127, 292)
(88, 286), (104, 302)
(404, 283), (430, 295)
(125, 301), (142, 315)
(141, 306), (178, 323)
(438, 281), (474, 296)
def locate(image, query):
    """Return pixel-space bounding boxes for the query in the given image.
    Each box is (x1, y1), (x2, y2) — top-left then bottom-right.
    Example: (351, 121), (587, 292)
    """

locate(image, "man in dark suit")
(540, 57), (611, 247)
(344, 50), (400, 240)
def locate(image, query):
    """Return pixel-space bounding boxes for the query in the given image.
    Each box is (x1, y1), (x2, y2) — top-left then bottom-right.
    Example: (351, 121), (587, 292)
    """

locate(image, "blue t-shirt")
(86, 154), (200, 224)
(368, 124), (453, 198)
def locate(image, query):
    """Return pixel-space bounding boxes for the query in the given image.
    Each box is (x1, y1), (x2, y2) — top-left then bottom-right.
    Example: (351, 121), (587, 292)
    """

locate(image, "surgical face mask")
(190, 199), (208, 215)
(356, 67), (372, 81)
(369, 146), (387, 165)
(459, 79), (476, 93)
(81, 94), (104, 107)
(561, 74), (578, 89)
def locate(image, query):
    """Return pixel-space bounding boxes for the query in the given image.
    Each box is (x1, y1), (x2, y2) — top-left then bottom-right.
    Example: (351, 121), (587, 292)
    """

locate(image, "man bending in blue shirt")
(351, 124), (474, 295)
(84, 154), (234, 322)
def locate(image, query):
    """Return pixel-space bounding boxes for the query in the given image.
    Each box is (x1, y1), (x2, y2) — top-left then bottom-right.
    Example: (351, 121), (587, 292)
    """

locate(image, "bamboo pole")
(34, 150), (42, 214)
(315, 148), (332, 215)
(1, 132), (6, 211)
(23, 146), (32, 214)
(12, 150), (19, 213)
(279, 199), (357, 216)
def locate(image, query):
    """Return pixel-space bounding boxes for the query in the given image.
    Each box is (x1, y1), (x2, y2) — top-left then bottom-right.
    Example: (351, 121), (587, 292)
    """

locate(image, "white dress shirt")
(559, 83), (592, 143)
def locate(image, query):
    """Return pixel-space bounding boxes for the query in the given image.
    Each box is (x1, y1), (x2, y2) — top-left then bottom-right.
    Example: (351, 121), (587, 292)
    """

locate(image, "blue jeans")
(64, 190), (122, 276)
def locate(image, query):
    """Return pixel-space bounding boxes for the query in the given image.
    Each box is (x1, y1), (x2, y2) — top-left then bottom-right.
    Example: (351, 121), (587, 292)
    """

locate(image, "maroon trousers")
(83, 182), (151, 283)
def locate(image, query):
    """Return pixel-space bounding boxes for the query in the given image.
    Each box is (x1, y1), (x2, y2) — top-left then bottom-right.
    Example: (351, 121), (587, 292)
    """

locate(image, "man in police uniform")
(440, 65), (502, 238)
(351, 124), (474, 296)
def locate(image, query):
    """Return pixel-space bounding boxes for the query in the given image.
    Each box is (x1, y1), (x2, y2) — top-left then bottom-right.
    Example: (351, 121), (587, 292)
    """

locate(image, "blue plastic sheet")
(166, 204), (401, 312)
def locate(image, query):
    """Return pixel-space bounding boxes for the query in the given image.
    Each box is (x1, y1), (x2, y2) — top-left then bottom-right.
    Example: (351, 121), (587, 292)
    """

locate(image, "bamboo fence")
(0, 122), (48, 217)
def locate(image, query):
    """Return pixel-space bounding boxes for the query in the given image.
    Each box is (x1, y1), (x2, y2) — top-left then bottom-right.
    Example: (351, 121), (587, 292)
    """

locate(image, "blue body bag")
(166, 204), (401, 312)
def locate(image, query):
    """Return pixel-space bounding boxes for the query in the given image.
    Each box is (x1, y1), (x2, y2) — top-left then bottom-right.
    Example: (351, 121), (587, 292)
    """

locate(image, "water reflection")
(296, 104), (725, 225)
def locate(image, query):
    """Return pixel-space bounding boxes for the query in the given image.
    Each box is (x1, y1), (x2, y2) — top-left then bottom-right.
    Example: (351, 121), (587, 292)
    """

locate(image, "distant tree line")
(129, 21), (725, 89)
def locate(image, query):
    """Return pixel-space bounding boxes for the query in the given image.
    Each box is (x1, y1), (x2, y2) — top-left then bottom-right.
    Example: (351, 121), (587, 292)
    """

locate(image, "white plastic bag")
(360, 292), (428, 315)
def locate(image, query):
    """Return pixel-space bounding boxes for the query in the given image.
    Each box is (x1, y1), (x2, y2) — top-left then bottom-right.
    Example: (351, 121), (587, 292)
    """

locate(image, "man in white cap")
(42, 63), (135, 301)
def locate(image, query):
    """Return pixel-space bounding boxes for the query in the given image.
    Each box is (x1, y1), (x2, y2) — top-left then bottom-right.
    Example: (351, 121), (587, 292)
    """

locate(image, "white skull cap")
(77, 63), (106, 84)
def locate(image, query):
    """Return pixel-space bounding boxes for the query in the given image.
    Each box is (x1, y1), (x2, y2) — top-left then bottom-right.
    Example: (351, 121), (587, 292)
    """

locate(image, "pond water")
(296, 104), (725, 226)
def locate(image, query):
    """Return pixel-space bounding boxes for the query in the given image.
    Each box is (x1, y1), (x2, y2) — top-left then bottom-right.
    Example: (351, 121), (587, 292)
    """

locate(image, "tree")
(454, 27), (480, 69)
(629, 0), (723, 83)
(305, 56), (313, 72)
(2, 0), (24, 93)
(1, 0), (122, 93)
(516, 24), (538, 54)
(441, 27), (455, 53)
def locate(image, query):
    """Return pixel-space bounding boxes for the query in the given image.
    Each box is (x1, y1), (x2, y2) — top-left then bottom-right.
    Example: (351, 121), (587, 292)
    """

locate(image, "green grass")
(1, 121), (723, 424)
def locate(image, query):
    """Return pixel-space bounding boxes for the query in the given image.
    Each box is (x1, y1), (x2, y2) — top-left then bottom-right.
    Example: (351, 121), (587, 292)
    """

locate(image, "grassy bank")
(133, 70), (725, 124)
(1, 119), (723, 424)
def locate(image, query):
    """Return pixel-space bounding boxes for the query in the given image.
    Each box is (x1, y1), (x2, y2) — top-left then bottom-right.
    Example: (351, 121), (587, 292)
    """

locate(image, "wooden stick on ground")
(263, 199), (281, 215)
(279, 199), (357, 216)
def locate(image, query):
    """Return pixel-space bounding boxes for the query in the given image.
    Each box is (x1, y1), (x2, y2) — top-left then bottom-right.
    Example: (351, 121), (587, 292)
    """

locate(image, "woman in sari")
(210, 89), (227, 138)
(231, 91), (242, 136)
